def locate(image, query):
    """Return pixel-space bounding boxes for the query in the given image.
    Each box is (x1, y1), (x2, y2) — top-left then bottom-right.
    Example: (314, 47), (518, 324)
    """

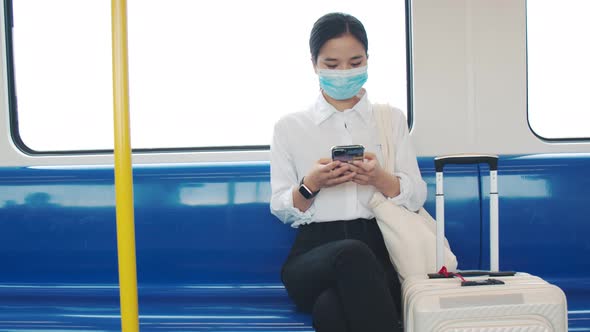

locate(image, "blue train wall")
(0, 154), (589, 331)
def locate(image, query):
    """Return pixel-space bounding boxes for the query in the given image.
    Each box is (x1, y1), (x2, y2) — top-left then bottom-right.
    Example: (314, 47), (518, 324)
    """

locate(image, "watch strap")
(299, 177), (319, 199)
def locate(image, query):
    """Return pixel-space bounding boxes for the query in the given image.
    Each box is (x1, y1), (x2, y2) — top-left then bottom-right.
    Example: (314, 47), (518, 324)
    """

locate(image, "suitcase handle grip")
(434, 154), (499, 172)
(461, 278), (505, 287)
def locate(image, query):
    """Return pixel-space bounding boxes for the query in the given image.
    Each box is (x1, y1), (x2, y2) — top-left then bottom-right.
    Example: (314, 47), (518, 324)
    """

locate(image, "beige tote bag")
(369, 104), (458, 281)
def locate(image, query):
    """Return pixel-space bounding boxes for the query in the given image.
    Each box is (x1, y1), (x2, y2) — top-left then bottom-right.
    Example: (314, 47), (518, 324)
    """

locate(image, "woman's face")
(314, 33), (368, 71)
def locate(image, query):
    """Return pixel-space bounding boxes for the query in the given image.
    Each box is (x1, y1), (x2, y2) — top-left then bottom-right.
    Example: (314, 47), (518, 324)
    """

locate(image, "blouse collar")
(311, 89), (372, 125)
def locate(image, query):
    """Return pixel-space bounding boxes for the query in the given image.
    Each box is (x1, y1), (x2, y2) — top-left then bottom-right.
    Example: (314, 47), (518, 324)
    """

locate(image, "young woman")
(270, 12), (427, 332)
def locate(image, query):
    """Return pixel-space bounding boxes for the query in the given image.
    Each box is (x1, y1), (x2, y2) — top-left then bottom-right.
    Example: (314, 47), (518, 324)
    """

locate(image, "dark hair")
(309, 13), (368, 64)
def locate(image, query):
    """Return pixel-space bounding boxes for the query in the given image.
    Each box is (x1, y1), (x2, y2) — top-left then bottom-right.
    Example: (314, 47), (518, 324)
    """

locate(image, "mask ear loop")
(355, 88), (366, 99)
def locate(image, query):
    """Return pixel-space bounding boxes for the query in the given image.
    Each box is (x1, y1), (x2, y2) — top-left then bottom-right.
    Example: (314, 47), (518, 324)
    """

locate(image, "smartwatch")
(298, 177), (319, 199)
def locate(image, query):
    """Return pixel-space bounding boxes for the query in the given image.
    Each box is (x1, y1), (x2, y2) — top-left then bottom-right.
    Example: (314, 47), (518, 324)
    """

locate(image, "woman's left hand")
(349, 152), (384, 186)
(350, 152), (401, 198)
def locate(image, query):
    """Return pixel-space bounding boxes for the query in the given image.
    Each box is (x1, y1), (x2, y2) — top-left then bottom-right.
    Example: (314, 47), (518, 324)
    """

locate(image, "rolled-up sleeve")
(388, 110), (427, 212)
(270, 119), (315, 227)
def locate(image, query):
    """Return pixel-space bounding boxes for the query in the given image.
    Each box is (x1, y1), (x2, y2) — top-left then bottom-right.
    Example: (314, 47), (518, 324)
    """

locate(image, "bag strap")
(372, 103), (395, 174)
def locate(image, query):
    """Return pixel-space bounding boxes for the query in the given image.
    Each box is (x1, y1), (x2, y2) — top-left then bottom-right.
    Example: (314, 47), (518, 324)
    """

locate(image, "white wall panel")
(411, 0), (590, 156)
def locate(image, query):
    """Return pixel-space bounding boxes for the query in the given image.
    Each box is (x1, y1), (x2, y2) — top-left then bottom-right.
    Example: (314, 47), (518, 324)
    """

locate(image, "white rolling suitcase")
(402, 154), (568, 332)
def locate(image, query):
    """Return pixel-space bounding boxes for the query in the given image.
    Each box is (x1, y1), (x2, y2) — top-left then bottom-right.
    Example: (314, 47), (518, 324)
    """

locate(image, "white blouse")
(270, 92), (427, 228)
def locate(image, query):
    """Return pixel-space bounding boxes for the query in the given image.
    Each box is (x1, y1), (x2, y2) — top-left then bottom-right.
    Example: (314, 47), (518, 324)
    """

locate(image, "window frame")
(525, 0), (590, 143)
(5, 0), (414, 155)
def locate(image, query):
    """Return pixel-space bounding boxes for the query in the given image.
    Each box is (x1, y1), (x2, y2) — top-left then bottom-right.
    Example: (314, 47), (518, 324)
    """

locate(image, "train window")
(527, 0), (590, 140)
(8, 0), (409, 152)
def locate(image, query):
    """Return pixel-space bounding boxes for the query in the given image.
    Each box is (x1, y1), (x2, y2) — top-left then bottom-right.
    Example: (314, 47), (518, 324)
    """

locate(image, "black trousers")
(281, 218), (402, 332)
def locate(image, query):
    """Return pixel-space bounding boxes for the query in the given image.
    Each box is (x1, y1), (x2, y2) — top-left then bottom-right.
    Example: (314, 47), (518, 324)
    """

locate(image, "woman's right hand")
(304, 158), (356, 192)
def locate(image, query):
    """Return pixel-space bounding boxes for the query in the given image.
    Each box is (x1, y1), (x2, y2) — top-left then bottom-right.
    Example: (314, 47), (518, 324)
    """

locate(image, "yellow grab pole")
(111, 0), (139, 331)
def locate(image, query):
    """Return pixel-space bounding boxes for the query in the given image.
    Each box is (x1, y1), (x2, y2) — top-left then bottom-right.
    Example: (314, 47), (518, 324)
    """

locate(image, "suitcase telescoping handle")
(434, 154), (499, 272)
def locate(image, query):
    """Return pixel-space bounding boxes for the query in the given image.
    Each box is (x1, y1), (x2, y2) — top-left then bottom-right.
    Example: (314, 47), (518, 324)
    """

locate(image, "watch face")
(299, 184), (313, 199)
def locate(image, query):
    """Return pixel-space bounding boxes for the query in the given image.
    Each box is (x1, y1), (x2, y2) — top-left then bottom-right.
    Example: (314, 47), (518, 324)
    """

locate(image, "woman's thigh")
(281, 238), (381, 311)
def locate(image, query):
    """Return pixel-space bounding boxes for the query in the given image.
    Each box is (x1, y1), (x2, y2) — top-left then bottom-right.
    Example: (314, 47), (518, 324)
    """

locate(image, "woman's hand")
(350, 152), (401, 198)
(293, 158), (356, 212)
(349, 152), (383, 186)
(304, 158), (356, 192)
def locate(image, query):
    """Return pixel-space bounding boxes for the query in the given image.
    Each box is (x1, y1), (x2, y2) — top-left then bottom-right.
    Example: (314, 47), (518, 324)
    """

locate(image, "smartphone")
(331, 145), (365, 162)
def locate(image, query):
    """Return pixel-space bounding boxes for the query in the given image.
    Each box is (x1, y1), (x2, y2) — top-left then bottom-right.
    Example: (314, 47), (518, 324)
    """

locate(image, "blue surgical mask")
(317, 66), (368, 100)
